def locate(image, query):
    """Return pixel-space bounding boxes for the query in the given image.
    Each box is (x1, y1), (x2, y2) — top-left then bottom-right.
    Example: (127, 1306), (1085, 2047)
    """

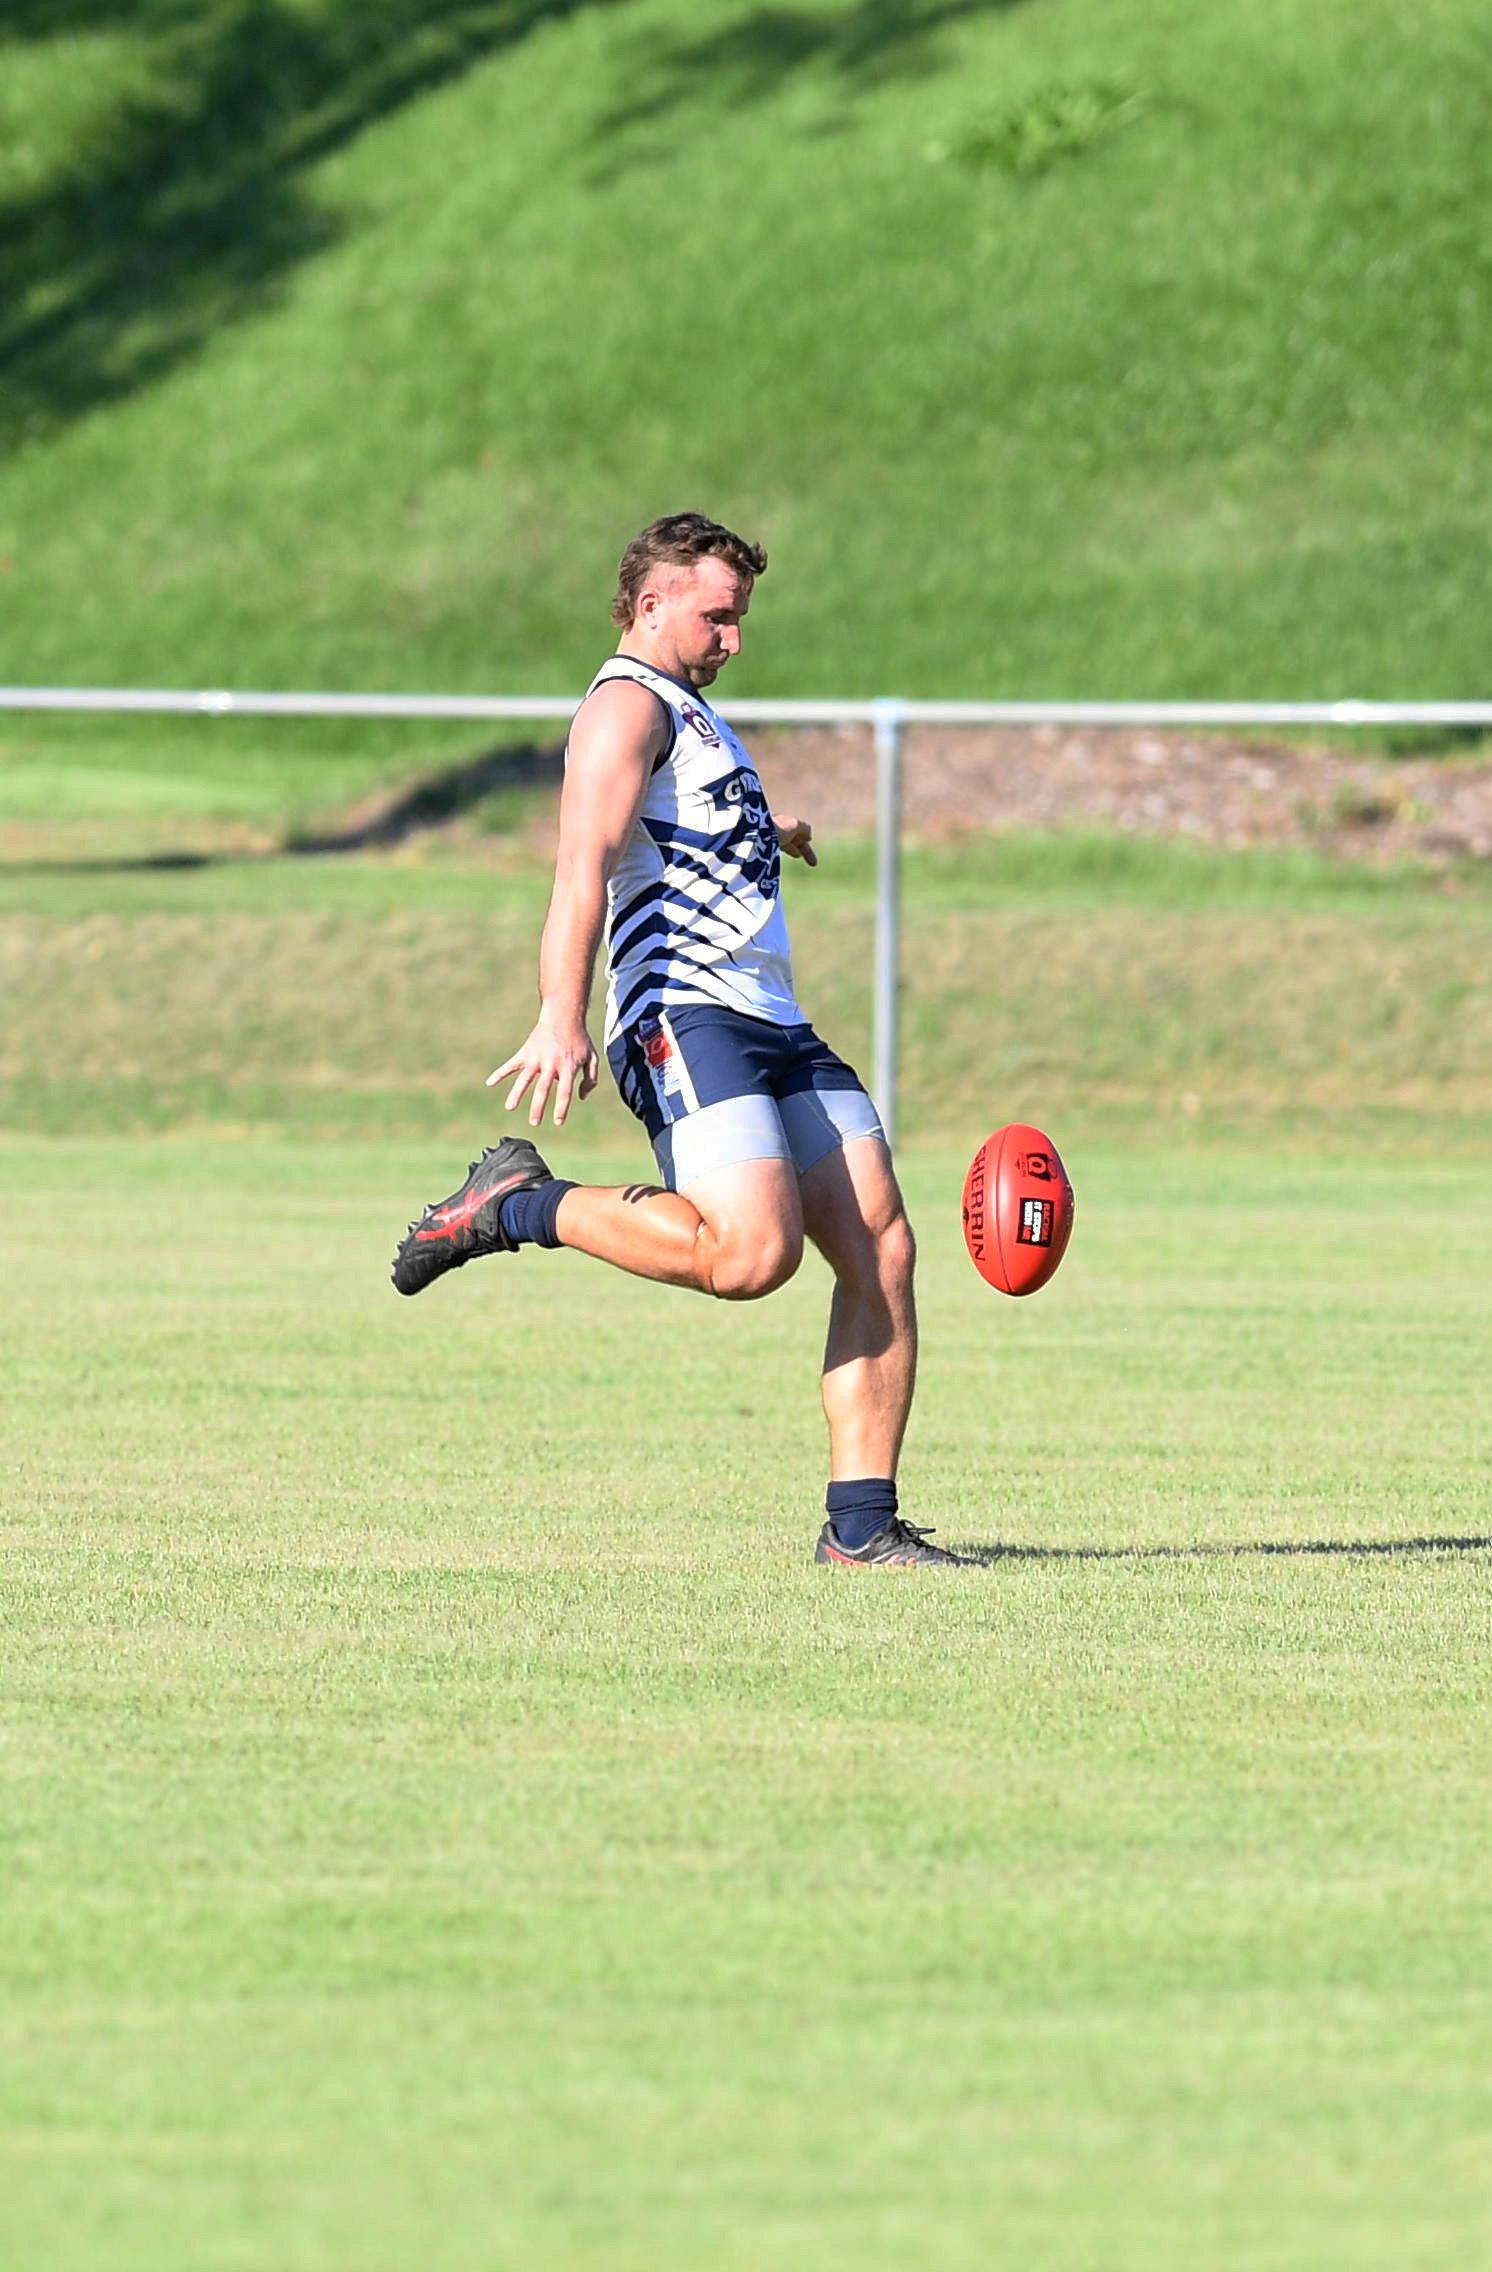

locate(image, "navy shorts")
(606, 1005), (885, 1190)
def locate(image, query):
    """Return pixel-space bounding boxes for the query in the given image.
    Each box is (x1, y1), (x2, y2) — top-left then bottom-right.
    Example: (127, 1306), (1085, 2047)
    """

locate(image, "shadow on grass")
(0, 733), (563, 869)
(596, 0), (1018, 143)
(288, 734), (561, 851)
(3, 0), (199, 30)
(959, 1534), (1492, 1563)
(0, 0), (629, 448)
(2, 0), (1025, 446)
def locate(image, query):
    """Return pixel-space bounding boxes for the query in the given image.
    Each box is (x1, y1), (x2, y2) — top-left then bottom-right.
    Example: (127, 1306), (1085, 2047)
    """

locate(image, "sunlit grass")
(2, 0), (1490, 700)
(2, 1136), (1489, 2269)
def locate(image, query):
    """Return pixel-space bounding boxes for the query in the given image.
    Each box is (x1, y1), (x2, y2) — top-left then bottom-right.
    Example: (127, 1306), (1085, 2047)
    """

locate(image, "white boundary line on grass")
(6, 687), (1490, 1140)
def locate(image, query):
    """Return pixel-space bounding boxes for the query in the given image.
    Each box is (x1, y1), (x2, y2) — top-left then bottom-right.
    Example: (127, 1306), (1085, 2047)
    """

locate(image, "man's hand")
(774, 813), (817, 867)
(487, 1010), (599, 1128)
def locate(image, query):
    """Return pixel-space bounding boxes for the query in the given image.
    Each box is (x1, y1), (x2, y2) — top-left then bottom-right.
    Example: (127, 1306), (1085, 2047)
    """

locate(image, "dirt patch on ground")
(284, 725), (1492, 867)
(743, 725), (1492, 864)
(6, 727), (1488, 882)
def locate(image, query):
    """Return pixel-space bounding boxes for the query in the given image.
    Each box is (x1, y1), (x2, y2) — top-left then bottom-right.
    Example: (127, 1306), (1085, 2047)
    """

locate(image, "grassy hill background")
(3, 0), (1491, 720)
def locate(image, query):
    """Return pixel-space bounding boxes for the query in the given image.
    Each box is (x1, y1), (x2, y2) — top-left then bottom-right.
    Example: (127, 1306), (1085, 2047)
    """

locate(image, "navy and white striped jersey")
(578, 654), (804, 1046)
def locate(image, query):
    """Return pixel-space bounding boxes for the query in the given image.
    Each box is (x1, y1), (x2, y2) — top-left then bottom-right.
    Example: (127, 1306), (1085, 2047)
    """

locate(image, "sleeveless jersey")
(578, 654), (804, 1046)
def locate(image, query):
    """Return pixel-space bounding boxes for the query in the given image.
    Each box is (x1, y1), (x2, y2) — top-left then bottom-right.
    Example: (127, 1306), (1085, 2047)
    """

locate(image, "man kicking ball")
(391, 512), (968, 1567)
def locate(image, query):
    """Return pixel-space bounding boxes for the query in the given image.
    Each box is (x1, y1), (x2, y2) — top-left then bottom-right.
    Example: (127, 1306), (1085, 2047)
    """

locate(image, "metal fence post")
(872, 699), (904, 1148)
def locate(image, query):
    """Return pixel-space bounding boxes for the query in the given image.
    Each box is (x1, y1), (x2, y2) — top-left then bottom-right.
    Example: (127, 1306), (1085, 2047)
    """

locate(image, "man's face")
(641, 556), (751, 688)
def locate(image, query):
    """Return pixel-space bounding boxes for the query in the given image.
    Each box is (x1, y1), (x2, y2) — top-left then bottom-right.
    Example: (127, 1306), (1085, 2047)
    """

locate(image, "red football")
(961, 1123), (1075, 1296)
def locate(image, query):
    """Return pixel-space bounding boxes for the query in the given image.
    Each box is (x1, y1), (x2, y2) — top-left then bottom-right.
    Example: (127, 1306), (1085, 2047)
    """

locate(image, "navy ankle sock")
(826, 1478), (898, 1552)
(497, 1180), (575, 1251)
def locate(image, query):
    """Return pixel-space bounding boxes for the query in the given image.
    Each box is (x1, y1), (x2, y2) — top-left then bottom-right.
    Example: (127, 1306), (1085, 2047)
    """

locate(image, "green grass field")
(4, 805), (1492, 2267)
(4, 0), (1491, 704)
(4, 1132), (1491, 2270)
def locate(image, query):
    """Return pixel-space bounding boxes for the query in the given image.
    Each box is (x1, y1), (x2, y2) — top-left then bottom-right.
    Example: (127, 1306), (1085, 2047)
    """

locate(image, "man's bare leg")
(555, 1156), (803, 1300)
(797, 1136), (966, 1564)
(393, 1140), (802, 1303)
(798, 1136), (917, 1479)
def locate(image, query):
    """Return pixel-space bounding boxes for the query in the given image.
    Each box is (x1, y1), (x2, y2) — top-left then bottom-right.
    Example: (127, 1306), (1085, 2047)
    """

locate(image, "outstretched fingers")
(505, 1064), (541, 1113)
(487, 1029), (596, 1126)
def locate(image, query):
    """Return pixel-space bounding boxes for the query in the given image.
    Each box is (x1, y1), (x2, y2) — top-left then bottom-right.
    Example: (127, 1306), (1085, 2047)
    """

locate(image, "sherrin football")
(961, 1123), (1074, 1296)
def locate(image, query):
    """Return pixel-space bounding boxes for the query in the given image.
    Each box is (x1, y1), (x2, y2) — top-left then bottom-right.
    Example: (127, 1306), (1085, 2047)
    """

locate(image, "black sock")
(826, 1478), (898, 1552)
(496, 1181), (575, 1250)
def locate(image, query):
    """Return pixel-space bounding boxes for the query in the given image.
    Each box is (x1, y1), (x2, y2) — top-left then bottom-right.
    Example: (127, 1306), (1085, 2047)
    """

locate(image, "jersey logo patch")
(678, 700), (721, 747)
(638, 1016), (686, 1101)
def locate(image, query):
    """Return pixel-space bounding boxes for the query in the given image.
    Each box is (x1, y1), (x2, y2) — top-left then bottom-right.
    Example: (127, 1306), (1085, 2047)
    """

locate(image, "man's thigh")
(679, 1153), (805, 1251)
(798, 1132), (906, 1275)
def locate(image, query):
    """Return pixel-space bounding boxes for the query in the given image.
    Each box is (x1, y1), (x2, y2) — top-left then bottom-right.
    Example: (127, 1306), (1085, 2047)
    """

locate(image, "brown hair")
(611, 512), (767, 627)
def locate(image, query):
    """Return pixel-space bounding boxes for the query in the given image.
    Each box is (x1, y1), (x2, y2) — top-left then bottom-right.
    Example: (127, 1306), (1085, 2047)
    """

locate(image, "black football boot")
(391, 1137), (555, 1296)
(814, 1520), (976, 1568)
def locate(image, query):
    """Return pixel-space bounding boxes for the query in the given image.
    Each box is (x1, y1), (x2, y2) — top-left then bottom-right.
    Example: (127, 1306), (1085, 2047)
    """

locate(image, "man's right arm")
(488, 679), (667, 1127)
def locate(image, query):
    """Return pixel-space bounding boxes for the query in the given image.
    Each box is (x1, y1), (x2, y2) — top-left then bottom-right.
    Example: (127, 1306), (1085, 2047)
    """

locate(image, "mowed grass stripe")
(4, 845), (1490, 1138)
(1, 1140), (1489, 2268)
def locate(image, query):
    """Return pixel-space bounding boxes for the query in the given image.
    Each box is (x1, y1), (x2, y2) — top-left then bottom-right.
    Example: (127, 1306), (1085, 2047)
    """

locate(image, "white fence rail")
(6, 687), (1490, 1141)
(5, 689), (1492, 727)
